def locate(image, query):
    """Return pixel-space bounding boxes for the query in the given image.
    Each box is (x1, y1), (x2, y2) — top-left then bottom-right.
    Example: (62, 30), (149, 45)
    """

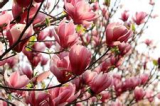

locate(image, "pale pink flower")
(133, 12), (147, 25)
(5, 71), (29, 88)
(149, 0), (155, 5)
(134, 87), (146, 102)
(6, 24), (33, 52)
(0, 100), (7, 106)
(118, 42), (131, 55)
(26, 91), (50, 106)
(69, 45), (91, 75)
(21, 65), (33, 79)
(49, 83), (80, 105)
(89, 73), (112, 94)
(106, 23), (132, 46)
(50, 52), (72, 83)
(64, 0), (97, 26)
(82, 70), (97, 85)
(0, 11), (12, 28)
(54, 19), (78, 48)
(121, 10), (129, 22)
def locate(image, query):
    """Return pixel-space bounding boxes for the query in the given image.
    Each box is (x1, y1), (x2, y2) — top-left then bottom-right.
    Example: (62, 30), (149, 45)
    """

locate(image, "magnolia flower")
(5, 71), (29, 88)
(54, 19), (78, 48)
(117, 42), (131, 56)
(50, 52), (72, 83)
(82, 70), (97, 85)
(6, 24), (33, 52)
(0, 11), (12, 27)
(12, 2), (22, 19)
(49, 83), (80, 105)
(133, 12), (147, 25)
(69, 45), (91, 75)
(121, 10), (129, 22)
(89, 73), (112, 94)
(26, 91), (50, 106)
(21, 65), (33, 79)
(64, 0), (97, 26)
(134, 87), (146, 102)
(0, 100), (7, 106)
(106, 23), (132, 46)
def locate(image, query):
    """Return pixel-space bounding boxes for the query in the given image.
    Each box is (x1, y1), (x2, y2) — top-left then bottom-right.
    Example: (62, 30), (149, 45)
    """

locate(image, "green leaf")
(45, 17), (50, 26)
(26, 83), (33, 88)
(76, 25), (86, 34)
(131, 23), (136, 32)
(153, 60), (158, 66)
(26, 36), (37, 51)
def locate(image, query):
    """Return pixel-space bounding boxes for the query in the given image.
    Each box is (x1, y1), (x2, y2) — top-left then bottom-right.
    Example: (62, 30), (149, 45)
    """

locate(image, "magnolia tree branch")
(0, 0), (8, 8)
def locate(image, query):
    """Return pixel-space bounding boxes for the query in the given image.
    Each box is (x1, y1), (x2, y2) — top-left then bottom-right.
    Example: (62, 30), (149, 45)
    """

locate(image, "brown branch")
(0, 0), (9, 8)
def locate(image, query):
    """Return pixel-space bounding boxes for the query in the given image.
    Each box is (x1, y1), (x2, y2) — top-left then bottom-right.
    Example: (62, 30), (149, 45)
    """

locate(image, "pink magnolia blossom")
(117, 42), (131, 56)
(82, 70), (97, 85)
(6, 56), (18, 68)
(0, 43), (7, 66)
(38, 27), (54, 41)
(100, 91), (111, 102)
(26, 91), (50, 106)
(106, 23), (132, 46)
(40, 54), (49, 66)
(21, 65), (33, 79)
(49, 83), (80, 105)
(64, 0), (97, 26)
(0, 100), (7, 106)
(145, 90), (154, 102)
(144, 39), (153, 46)
(12, 2), (22, 19)
(54, 19), (78, 48)
(133, 12), (147, 25)
(20, 4), (40, 23)
(50, 52), (72, 83)
(121, 10), (129, 22)
(23, 50), (41, 67)
(71, 77), (83, 91)
(33, 12), (46, 25)
(99, 56), (118, 72)
(69, 45), (91, 75)
(89, 73), (112, 94)
(6, 24), (33, 52)
(123, 77), (141, 90)
(5, 71), (29, 88)
(134, 87), (146, 102)
(149, 0), (155, 5)
(140, 73), (149, 85)
(0, 11), (12, 28)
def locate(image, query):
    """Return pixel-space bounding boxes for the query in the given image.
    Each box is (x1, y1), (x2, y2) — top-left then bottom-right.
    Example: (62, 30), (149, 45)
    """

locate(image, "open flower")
(5, 71), (29, 88)
(50, 52), (72, 83)
(49, 83), (80, 105)
(54, 19), (78, 48)
(106, 23), (132, 46)
(64, 0), (97, 26)
(6, 24), (33, 52)
(133, 12), (147, 25)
